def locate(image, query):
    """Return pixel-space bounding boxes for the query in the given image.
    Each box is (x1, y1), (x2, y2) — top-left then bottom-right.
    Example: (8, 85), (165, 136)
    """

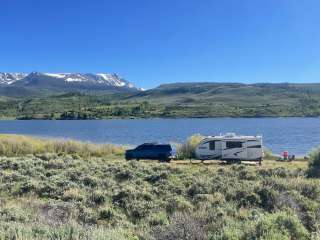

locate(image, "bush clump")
(152, 212), (206, 240)
(249, 211), (309, 240)
(307, 148), (320, 178)
(176, 134), (205, 159)
(263, 147), (278, 160)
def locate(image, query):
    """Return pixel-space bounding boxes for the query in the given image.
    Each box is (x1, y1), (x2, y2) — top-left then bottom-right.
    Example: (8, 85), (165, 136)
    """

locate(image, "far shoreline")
(1, 116), (320, 120)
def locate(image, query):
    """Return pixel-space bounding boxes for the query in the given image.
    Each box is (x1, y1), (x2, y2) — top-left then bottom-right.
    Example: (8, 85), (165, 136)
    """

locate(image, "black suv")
(125, 143), (175, 162)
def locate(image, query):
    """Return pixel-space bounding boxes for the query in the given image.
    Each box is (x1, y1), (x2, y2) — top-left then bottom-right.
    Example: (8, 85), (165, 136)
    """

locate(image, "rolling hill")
(0, 81), (320, 119)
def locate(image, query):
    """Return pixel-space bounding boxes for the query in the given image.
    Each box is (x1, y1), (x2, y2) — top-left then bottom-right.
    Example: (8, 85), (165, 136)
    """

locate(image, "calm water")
(0, 118), (319, 155)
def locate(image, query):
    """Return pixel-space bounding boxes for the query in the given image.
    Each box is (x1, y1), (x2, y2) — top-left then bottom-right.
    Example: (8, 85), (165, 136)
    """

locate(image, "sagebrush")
(0, 152), (317, 239)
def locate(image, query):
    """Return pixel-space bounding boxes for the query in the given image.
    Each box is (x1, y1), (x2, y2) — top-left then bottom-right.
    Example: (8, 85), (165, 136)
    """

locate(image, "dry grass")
(0, 134), (125, 158)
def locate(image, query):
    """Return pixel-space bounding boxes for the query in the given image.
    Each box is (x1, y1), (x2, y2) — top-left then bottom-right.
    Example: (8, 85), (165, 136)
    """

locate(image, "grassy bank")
(0, 135), (319, 239)
(0, 134), (125, 158)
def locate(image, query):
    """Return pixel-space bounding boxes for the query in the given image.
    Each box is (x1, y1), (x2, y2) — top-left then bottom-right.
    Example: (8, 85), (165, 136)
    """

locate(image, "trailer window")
(226, 141), (242, 149)
(247, 145), (262, 148)
(209, 141), (215, 150)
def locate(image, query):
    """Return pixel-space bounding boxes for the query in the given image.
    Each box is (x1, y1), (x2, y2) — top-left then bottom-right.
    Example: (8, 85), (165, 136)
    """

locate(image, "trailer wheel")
(226, 159), (241, 164)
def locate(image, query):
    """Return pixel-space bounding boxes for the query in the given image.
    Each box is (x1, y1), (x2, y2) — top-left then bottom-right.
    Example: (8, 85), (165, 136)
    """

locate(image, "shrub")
(263, 147), (278, 160)
(62, 188), (84, 202)
(112, 190), (131, 208)
(176, 134), (205, 159)
(89, 191), (106, 206)
(115, 169), (134, 181)
(14, 181), (38, 196)
(165, 196), (193, 214)
(144, 172), (168, 183)
(128, 200), (153, 221)
(99, 208), (114, 221)
(187, 180), (210, 198)
(148, 211), (169, 226)
(77, 207), (98, 224)
(0, 221), (139, 240)
(238, 168), (258, 181)
(36, 183), (61, 199)
(235, 190), (261, 207)
(0, 208), (28, 222)
(82, 176), (98, 188)
(307, 148), (320, 178)
(38, 202), (74, 226)
(249, 211), (309, 240)
(299, 181), (320, 200)
(152, 212), (206, 240)
(257, 187), (278, 211)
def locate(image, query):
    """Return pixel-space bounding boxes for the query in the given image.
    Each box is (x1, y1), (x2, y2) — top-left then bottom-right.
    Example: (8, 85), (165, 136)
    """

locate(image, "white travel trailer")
(195, 133), (263, 162)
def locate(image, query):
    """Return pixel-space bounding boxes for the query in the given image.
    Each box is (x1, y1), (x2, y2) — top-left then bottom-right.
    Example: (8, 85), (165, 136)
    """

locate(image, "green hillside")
(1, 82), (320, 119)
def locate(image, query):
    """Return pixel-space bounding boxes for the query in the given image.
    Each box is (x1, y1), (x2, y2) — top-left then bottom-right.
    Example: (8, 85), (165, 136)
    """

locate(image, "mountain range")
(0, 72), (140, 96)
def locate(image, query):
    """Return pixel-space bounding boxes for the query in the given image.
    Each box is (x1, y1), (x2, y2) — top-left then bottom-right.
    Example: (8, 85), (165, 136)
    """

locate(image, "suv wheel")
(159, 154), (169, 163)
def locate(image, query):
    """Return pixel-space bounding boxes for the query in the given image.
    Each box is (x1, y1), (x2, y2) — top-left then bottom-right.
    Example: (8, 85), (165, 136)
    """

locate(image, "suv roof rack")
(141, 142), (159, 145)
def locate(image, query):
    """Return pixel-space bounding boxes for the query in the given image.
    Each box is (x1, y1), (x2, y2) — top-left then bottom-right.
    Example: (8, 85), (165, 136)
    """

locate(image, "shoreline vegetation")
(3, 116), (320, 121)
(0, 134), (320, 239)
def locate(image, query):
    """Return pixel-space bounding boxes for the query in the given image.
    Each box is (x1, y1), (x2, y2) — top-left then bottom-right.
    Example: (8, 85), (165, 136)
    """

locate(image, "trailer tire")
(226, 159), (241, 164)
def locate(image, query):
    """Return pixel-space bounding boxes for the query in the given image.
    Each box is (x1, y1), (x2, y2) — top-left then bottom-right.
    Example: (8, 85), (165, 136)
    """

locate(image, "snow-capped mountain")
(0, 73), (28, 84)
(0, 72), (135, 87)
(0, 72), (140, 93)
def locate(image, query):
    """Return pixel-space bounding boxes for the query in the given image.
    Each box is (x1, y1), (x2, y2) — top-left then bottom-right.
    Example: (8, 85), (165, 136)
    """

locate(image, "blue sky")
(0, 0), (319, 88)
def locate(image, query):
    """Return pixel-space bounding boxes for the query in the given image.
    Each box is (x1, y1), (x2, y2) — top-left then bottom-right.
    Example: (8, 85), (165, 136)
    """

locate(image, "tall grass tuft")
(0, 134), (125, 158)
(307, 147), (320, 178)
(263, 147), (278, 160)
(176, 134), (205, 159)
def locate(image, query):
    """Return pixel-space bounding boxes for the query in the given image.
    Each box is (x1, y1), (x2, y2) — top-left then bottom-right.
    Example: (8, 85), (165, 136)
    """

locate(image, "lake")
(0, 118), (319, 156)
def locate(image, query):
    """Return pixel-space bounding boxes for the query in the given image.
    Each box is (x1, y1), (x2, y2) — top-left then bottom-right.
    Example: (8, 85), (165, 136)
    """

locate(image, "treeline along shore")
(0, 134), (320, 239)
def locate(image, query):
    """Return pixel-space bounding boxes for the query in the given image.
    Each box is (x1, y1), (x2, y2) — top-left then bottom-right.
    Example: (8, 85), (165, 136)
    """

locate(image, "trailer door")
(222, 140), (247, 160)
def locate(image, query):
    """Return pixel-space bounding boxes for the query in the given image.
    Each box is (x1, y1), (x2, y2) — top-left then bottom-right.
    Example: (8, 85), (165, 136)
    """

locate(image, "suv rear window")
(154, 145), (172, 151)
